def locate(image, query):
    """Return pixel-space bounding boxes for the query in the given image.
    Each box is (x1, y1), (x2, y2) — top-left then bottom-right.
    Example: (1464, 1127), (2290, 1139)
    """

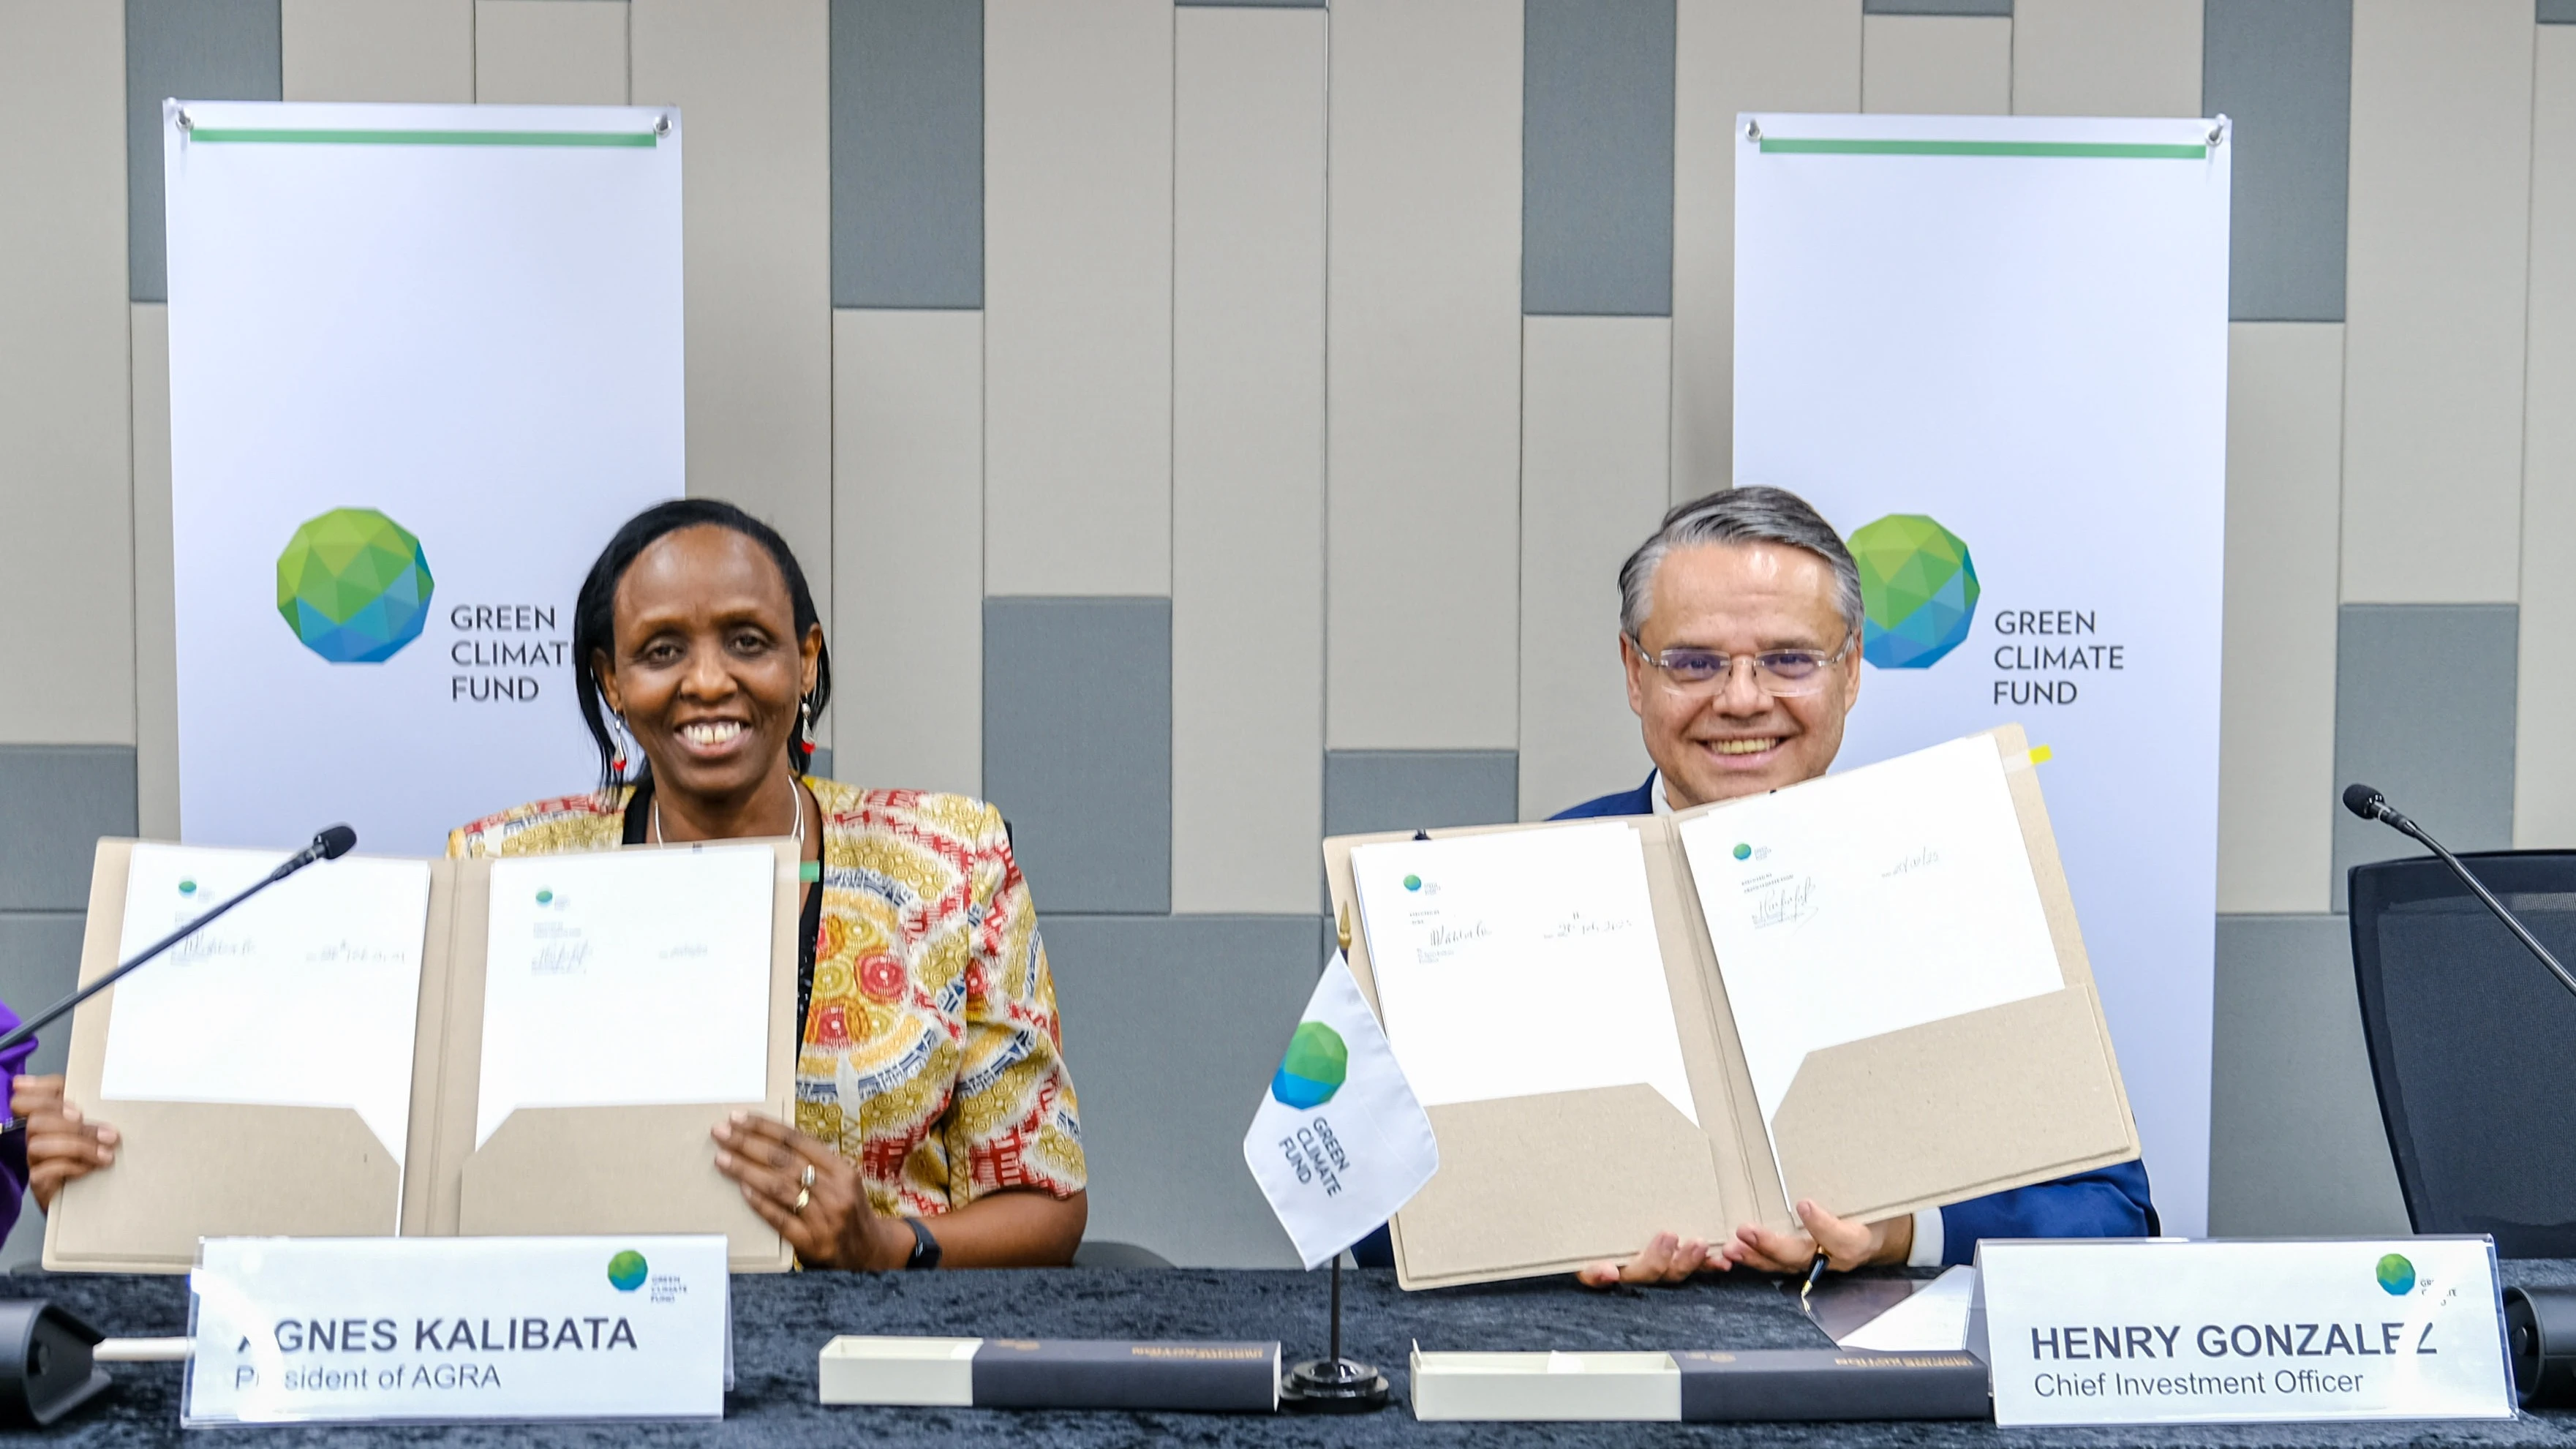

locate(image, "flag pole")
(1280, 906), (1390, 1415)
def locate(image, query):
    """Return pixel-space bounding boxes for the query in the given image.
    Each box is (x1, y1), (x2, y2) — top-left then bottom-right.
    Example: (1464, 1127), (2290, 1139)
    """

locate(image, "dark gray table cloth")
(12, 1260), (2576, 1445)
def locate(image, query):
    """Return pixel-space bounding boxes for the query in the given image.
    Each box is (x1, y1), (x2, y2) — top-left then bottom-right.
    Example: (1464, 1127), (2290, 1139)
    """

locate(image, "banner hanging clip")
(175, 108), (193, 135)
(2207, 116), (2229, 148)
(655, 114), (671, 138)
(1744, 118), (1763, 145)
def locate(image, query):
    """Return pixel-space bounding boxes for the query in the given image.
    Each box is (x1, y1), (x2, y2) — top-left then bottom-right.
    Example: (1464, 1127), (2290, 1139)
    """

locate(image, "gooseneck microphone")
(0, 824), (359, 1066)
(2342, 783), (2576, 1003)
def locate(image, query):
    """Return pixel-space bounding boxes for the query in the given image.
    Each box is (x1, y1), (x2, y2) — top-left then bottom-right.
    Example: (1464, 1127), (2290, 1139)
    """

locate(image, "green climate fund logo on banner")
(2377, 1253), (2416, 1295)
(276, 507), (435, 663)
(1849, 513), (1980, 669)
(1270, 1021), (1349, 1110)
(608, 1249), (649, 1292)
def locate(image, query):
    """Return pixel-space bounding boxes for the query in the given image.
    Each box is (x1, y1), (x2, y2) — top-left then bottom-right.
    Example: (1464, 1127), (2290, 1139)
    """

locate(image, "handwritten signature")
(1882, 846), (1942, 878)
(1748, 877), (1820, 930)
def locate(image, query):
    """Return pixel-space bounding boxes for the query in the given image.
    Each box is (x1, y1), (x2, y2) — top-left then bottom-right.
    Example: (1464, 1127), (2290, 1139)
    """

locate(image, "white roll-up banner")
(1734, 113), (2231, 1234)
(165, 101), (683, 856)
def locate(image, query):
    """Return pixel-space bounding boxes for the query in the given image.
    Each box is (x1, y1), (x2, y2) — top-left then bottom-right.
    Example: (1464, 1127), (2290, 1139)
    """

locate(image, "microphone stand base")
(1279, 1358), (1390, 1414)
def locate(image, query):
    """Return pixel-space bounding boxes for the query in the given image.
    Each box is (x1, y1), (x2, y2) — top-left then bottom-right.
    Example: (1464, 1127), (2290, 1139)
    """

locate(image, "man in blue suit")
(1360, 486), (2154, 1286)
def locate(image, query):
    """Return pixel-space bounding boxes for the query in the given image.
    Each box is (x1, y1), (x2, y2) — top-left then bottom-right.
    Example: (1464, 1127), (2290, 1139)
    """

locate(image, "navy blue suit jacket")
(1351, 772), (2155, 1271)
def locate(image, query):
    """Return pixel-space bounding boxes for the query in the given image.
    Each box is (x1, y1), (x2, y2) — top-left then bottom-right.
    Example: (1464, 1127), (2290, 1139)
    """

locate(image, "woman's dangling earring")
(797, 697), (817, 760)
(610, 712), (631, 777)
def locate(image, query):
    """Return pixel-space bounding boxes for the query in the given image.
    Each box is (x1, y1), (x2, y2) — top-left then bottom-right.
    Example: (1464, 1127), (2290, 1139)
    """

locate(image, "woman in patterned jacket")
(450, 498), (1086, 1270)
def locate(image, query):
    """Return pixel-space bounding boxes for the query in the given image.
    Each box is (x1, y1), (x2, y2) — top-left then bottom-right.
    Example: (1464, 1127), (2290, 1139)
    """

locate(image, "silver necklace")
(649, 781), (807, 846)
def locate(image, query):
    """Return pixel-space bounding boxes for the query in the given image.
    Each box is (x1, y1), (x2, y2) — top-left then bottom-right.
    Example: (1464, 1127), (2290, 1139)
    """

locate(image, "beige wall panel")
(983, 0), (1173, 596)
(1861, 14), (2010, 116)
(282, 0), (474, 101)
(2011, 0), (2200, 118)
(2340, 0), (2531, 604)
(1327, 0), (1523, 750)
(1519, 317), (1669, 822)
(2517, 30), (2576, 847)
(476, 0), (628, 105)
(830, 309), (983, 799)
(0, 1), (134, 745)
(632, 1), (834, 621)
(2216, 323), (2344, 914)
(1671, 0), (1861, 503)
(132, 306), (179, 838)
(1172, 8), (1325, 913)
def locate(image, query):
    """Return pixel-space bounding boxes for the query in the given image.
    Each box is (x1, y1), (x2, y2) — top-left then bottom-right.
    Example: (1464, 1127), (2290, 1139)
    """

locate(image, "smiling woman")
(438, 498), (1089, 1271)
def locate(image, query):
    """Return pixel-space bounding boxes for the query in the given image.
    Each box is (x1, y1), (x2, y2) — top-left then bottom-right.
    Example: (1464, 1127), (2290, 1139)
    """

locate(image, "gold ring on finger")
(794, 1186), (811, 1213)
(801, 1163), (816, 1189)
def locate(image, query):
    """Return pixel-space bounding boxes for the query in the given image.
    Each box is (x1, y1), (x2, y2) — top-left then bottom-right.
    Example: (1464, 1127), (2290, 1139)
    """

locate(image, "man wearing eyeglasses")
(1558, 486), (2156, 1288)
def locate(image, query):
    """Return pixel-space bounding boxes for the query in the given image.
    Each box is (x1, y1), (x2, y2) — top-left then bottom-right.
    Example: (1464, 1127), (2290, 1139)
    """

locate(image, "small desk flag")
(1243, 951), (1439, 1270)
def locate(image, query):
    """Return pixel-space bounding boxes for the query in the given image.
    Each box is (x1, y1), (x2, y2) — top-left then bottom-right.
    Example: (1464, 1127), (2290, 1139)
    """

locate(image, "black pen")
(1799, 1250), (1830, 1310)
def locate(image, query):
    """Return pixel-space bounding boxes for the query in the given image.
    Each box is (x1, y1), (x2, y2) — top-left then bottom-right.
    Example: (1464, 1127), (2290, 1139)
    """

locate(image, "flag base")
(1279, 1356), (1389, 1413)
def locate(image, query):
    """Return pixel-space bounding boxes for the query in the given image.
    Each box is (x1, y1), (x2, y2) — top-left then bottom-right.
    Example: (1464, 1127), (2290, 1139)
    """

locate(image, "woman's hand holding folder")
(10, 1074), (115, 1212)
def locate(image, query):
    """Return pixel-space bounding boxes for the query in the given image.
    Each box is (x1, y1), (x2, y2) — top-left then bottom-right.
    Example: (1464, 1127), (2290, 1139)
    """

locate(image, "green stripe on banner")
(188, 128), (658, 148)
(1758, 138), (2206, 159)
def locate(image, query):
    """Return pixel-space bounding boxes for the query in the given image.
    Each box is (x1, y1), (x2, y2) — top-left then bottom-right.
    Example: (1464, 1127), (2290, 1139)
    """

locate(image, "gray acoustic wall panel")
(1177, 0), (1326, 7)
(1322, 750), (1521, 839)
(1864, 0), (2012, 15)
(2332, 604), (2518, 910)
(0, 914), (86, 1080)
(983, 598), (1172, 914)
(2545, 0), (2576, 23)
(127, 0), (282, 304)
(2204, 0), (2352, 322)
(0, 746), (137, 912)
(1044, 912), (1322, 1268)
(830, 0), (983, 309)
(2207, 914), (2411, 1236)
(1523, 0), (1676, 317)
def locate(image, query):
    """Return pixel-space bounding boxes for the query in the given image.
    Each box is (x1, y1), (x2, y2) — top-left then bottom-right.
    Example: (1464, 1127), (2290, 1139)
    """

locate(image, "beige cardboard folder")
(1324, 726), (2141, 1290)
(45, 838), (802, 1274)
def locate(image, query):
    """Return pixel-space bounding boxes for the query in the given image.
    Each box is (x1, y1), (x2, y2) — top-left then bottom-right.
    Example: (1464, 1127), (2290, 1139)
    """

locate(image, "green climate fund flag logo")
(276, 507), (435, 663)
(1848, 513), (1980, 669)
(608, 1250), (648, 1292)
(1269, 1021), (1349, 1110)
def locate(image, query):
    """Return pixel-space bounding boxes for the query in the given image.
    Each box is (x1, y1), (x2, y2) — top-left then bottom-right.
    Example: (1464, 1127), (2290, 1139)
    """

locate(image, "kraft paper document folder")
(46, 838), (802, 1275)
(1323, 726), (2139, 1290)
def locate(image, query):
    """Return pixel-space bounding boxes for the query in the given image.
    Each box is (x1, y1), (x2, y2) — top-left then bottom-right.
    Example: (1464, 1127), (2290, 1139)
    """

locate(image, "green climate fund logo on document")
(276, 507), (436, 663)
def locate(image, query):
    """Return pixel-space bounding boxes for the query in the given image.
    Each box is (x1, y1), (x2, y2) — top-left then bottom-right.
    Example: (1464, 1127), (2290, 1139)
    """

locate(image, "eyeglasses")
(1626, 633), (1854, 698)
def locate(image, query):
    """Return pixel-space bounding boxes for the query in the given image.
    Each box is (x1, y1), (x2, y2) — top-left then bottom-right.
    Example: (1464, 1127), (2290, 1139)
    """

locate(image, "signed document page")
(101, 843), (433, 1189)
(1676, 736), (2062, 1189)
(478, 845), (774, 1148)
(1349, 822), (1697, 1125)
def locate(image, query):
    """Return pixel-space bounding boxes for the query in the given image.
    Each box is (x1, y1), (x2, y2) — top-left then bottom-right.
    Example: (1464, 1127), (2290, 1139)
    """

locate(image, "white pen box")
(819, 1335), (1282, 1412)
(1409, 1350), (1683, 1421)
(1410, 1347), (1992, 1423)
(819, 1336), (982, 1407)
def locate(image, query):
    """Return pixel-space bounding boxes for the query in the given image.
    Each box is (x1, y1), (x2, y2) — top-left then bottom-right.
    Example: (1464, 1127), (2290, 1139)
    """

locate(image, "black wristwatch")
(903, 1216), (942, 1271)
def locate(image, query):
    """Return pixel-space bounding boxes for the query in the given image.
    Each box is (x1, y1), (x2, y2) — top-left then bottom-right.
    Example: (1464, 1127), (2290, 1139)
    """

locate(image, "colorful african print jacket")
(448, 778), (1085, 1216)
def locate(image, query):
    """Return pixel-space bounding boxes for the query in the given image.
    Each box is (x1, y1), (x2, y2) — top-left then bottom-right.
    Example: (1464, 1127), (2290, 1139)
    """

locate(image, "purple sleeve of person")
(0, 999), (34, 1244)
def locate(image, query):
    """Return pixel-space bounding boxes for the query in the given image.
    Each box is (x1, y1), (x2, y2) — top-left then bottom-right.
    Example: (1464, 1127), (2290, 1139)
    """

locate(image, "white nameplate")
(1972, 1238), (2513, 1426)
(184, 1236), (729, 1424)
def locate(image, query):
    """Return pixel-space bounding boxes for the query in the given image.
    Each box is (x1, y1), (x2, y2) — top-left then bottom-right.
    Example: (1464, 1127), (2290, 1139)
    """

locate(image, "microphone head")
(315, 824), (358, 859)
(2342, 783), (2386, 821)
